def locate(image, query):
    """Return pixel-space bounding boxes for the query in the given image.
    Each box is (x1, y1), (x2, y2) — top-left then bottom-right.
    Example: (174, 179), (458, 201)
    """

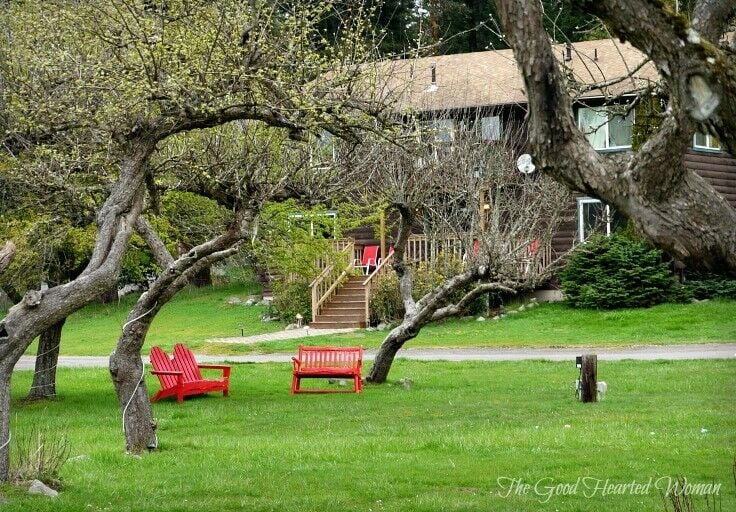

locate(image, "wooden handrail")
(309, 263), (334, 288)
(362, 250), (394, 286)
(361, 250), (395, 326)
(309, 241), (355, 322)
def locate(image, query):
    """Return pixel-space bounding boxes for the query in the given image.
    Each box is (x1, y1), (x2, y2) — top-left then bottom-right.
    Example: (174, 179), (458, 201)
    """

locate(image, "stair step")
(310, 321), (365, 329)
(321, 306), (365, 313)
(334, 289), (365, 296)
(317, 311), (365, 322)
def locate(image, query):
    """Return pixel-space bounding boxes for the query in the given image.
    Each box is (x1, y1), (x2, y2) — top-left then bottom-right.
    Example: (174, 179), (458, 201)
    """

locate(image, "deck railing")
(309, 241), (355, 322)
(310, 235), (553, 326)
(405, 234), (464, 263)
(361, 250), (395, 325)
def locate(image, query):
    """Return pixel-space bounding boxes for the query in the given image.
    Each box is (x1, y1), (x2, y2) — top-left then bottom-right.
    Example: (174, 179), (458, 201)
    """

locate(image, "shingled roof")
(376, 38), (659, 112)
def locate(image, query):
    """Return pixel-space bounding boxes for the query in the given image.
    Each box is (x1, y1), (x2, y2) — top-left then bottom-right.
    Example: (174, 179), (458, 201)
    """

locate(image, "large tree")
(358, 115), (571, 382)
(110, 122), (365, 452)
(494, 0), (736, 272)
(0, 0), (391, 481)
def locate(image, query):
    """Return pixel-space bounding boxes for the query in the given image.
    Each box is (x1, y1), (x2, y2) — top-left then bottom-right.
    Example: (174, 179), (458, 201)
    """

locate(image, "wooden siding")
(685, 149), (736, 206)
(552, 200), (578, 255)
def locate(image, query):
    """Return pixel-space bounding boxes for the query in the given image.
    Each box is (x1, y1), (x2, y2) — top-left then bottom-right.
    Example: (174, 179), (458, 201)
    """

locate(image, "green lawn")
(4, 360), (735, 511)
(23, 283), (283, 356)
(8, 284), (736, 357)
(204, 299), (736, 355)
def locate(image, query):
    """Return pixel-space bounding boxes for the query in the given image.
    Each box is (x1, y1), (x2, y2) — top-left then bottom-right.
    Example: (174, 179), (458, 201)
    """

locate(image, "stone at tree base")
(226, 296), (242, 305)
(476, 316), (486, 322)
(376, 322), (388, 331)
(28, 480), (58, 498)
(284, 323), (298, 330)
(398, 377), (413, 390)
(518, 305), (525, 311)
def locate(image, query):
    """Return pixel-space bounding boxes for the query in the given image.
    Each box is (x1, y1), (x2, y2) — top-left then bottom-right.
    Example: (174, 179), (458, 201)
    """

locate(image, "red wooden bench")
(291, 345), (363, 394)
(149, 344), (231, 403)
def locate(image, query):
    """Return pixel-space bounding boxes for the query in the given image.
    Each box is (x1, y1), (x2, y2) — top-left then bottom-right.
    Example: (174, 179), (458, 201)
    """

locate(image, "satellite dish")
(516, 153), (536, 175)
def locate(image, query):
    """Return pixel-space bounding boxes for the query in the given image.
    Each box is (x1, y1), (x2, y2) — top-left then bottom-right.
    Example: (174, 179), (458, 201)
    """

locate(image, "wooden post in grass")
(580, 354), (597, 402)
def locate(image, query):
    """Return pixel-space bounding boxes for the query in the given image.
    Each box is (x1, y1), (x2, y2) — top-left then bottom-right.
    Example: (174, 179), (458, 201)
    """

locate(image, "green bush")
(684, 272), (736, 300)
(561, 234), (682, 309)
(369, 255), (486, 324)
(271, 279), (311, 322)
(369, 270), (403, 325)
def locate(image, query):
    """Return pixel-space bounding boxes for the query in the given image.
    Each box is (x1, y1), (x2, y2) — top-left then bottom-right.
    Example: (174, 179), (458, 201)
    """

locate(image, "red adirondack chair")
(355, 245), (379, 275)
(149, 344), (231, 403)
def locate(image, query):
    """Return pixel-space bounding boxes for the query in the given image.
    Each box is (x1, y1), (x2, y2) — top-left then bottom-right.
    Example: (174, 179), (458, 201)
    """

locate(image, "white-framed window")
(289, 211), (338, 238)
(693, 132), (721, 151)
(316, 130), (336, 162)
(433, 118), (455, 143)
(577, 197), (612, 242)
(577, 106), (634, 150)
(480, 115), (501, 141)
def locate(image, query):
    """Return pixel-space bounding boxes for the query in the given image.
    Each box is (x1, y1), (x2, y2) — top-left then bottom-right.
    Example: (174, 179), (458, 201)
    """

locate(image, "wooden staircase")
(310, 276), (367, 329)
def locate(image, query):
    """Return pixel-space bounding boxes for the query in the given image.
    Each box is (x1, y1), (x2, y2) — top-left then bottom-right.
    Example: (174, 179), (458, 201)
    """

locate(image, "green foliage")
(369, 270), (403, 324)
(271, 279), (312, 322)
(160, 191), (232, 247)
(684, 272), (736, 300)
(561, 234), (682, 309)
(369, 255), (485, 323)
(254, 201), (341, 281)
(0, 218), (95, 299)
(420, 0), (606, 55)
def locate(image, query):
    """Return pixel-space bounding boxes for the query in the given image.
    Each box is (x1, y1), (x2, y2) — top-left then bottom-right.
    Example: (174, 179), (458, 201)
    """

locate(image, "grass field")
(7, 283), (735, 357)
(4, 359), (735, 511)
(23, 283), (283, 356)
(211, 298), (736, 354)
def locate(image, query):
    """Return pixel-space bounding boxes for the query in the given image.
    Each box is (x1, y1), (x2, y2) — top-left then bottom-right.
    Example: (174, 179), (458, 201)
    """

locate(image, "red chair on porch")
(355, 245), (379, 275)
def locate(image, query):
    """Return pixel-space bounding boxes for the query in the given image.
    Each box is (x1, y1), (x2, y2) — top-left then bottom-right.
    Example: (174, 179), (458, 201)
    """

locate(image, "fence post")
(580, 354), (597, 403)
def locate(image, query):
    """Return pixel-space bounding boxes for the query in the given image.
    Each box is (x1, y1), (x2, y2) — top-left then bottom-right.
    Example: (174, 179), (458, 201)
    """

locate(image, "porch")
(308, 235), (553, 329)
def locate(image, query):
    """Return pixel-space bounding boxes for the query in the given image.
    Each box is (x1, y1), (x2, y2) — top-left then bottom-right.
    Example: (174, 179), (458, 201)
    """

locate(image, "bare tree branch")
(135, 217), (174, 269)
(495, 0), (736, 271)
(432, 282), (517, 322)
(692, 0), (736, 42)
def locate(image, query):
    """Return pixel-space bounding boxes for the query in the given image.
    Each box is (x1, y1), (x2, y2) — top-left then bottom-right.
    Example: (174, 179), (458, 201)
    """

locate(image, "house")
(306, 38), (736, 328)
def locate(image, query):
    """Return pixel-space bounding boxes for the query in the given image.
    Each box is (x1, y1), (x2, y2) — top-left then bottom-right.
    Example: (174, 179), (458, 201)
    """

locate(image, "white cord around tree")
(0, 430), (11, 452)
(119, 302), (159, 449)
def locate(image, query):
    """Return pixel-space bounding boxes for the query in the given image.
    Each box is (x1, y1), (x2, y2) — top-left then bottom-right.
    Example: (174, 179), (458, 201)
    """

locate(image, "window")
(434, 118), (455, 143)
(693, 132), (721, 151)
(577, 107), (634, 150)
(480, 116), (501, 141)
(313, 130), (336, 165)
(289, 211), (338, 238)
(577, 197), (626, 242)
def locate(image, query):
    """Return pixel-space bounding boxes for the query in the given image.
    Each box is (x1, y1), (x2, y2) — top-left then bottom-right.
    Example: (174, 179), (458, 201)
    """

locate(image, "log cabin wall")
(685, 149), (736, 207)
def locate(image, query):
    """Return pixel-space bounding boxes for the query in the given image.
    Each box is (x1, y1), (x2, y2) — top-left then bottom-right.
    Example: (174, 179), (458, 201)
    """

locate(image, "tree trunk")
(98, 285), (119, 304)
(27, 318), (66, 400)
(109, 340), (157, 453)
(0, 370), (10, 482)
(366, 324), (418, 383)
